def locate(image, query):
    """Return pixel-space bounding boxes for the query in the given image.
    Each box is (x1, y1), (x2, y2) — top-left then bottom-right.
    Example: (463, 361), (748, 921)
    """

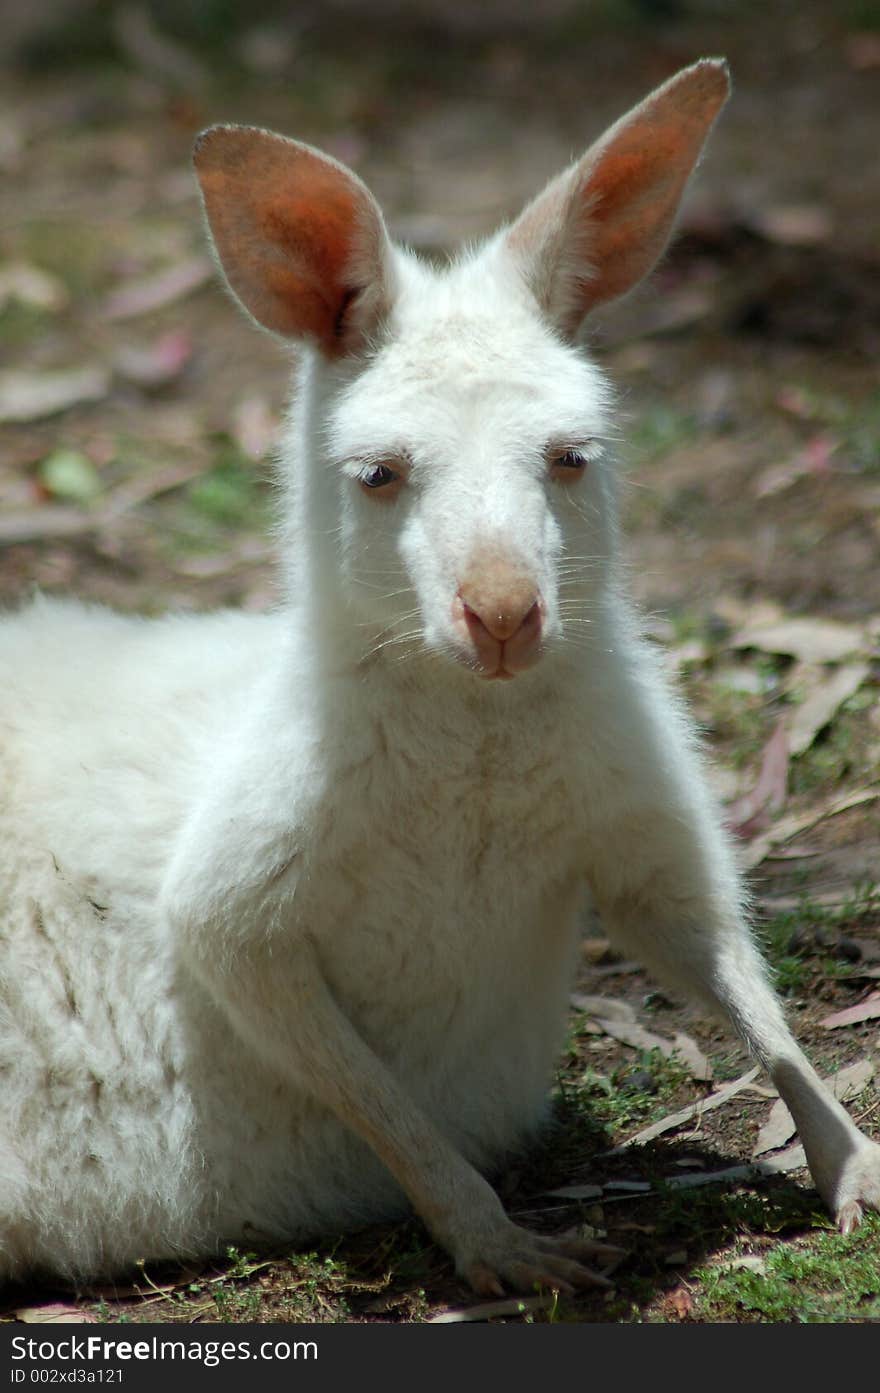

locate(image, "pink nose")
(455, 576), (543, 676)
(461, 594), (540, 645)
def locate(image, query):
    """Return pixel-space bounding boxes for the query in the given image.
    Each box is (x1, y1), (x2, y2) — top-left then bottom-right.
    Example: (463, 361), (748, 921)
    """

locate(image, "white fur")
(2, 66), (878, 1292)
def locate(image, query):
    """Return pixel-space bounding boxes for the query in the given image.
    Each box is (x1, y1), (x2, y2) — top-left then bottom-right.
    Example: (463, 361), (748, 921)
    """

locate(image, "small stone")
(622, 1069), (658, 1094)
(834, 935), (863, 963)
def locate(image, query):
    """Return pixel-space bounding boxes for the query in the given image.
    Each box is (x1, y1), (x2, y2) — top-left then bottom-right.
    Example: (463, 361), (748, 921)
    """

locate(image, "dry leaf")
(429, 1295), (553, 1323)
(725, 720), (788, 839)
(715, 596), (784, 631)
(668, 1285), (694, 1319)
(590, 1018), (674, 1055)
(610, 1067), (761, 1151)
(114, 329), (193, 388)
(14, 1304), (97, 1323)
(748, 204), (833, 247)
(570, 994), (635, 1023)
(786, 663), (869, 757)
(846, 33), (880, 70)
(667, 1143), (807, 1188)
(0, 506), (100, 545)
(543, 1183), (604, 1201)
(715, 1255), (767, 1275)
(713, 664), (768, 696)
(820, 992), (880, 1030)
(232, 395), (280, 461)
(730, 615), (866, 664)
(582, 937), (612, 964)
(0, 261), (69, 312)
(577, 1002), (712, 1082)
(741, 787), (880, 870)
(0, 367), (109, 423)
(590, 960), (643, 978)
(101, 256), (213, 320)
(753, 1058), (873, 1155)
(101, 459), (208, 517)
(671, 639), (710, 668)
(753, 435), (838, 498)
(776, 386), (817, 420)
(671, 1032), (714, 1083)
(753, 1142), (808, 1175)
(761, 844), (819, 862)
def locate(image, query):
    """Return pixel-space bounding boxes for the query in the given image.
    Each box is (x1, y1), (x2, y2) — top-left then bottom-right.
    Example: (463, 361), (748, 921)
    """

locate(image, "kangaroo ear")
(193, 126), (394, 357)
(505, 59), (730, 337)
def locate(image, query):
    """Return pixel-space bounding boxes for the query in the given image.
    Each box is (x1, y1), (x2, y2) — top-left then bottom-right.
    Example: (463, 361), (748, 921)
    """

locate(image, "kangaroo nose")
(454, 554), (544, 676)
(461, 593), (540, 643)
(453, 562), (543, 676)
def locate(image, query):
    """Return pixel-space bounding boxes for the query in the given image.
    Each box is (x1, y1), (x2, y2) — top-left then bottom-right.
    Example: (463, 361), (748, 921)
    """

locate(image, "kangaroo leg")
(176, 915), (621, 1295)
(581, 645), (880, 1231)
(587, 797), (880, 1228)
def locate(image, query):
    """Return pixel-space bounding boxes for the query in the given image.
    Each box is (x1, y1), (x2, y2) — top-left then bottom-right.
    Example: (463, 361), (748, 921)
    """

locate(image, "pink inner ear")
(195, 129), (385, 354)
(257, 181), (364, 345)
(506, 60), (730, 333)
(579, 136), (693, 308)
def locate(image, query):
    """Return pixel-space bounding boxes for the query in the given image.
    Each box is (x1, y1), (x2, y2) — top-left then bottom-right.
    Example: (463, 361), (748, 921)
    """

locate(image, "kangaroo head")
(194, 60), (729, 682)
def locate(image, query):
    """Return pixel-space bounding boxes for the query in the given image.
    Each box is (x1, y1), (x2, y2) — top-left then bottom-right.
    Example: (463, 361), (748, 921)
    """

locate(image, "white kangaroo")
(1, 59), (878, 1297)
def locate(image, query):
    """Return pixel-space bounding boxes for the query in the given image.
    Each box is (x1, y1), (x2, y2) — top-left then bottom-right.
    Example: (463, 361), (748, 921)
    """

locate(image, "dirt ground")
(1, 0), (879, 1325)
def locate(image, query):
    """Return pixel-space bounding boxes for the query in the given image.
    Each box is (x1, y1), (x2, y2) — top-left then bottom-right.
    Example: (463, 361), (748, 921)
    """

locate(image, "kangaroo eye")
(360, 463), (398, 490)
(549, 446), (593, 482)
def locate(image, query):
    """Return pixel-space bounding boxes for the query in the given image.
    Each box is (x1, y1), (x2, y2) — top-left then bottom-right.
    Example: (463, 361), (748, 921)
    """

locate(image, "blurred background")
(3, 1), (880, 1325)
(1, 0), (879, 887)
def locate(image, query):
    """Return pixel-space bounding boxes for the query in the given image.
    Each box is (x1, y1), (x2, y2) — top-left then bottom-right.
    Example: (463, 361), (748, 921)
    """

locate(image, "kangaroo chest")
(297, 710), (587, 1062)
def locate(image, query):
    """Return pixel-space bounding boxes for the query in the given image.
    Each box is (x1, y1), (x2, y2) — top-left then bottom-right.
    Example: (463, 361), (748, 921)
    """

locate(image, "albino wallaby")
(1, 59), (878, 1298)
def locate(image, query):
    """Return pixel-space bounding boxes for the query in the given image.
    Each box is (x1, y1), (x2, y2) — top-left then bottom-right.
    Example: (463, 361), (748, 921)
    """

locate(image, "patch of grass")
(760, 898), (829, 995)
(0, 301), (61, 347)
(600, 1185), (830, 1323)
(653, 1183), (822, 1249)
(627, 403), (700, 461)
(758, 883), (880, 995)
(93, 1299), (131, 1322)
(13, 220), (113, 299)
(766, 944), (812, 996)
(185, 445), (269, 529)
(170, 1246), (358, 1323)
(845, 0), (880, 30)
(556, 1040), (692, 1140)
(274, 1251), (353, 1323)
(212, 1282), (264, 1321)
(693, 1213), (880, 1321)
(789, 696), (878, 797)
(700, 684), (770, 768)
(843, 397), (880, 474)
(777, 383), (880, 474)
(707, 1046), (752, 1083)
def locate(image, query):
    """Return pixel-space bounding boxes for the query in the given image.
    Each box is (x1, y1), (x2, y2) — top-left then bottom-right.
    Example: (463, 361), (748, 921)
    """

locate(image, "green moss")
(694, 1213), (880, 1321)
